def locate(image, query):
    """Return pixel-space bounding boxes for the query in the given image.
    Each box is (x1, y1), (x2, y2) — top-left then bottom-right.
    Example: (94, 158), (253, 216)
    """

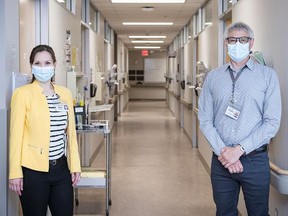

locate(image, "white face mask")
(228, 42), (250, 62)
(32, 66), (55, 82)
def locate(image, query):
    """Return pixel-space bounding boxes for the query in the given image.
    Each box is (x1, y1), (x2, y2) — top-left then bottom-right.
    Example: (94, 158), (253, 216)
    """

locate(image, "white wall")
(117, 39), (129, 113)
(193, 0), (288, 215)
(129, 86), (166, 100)
(90, 26), (105, 105)
(196, 0), (219, 168)
(19, 0), (35, 74)
(48, 0), (82, 87)
(181, 40), (194, 144)
(232, 1), (288, 215)
(0, 0), (20, 215)
(233, 0), (288, 171)
(183, 41), (193, 103)
(49, 1), (81, 86)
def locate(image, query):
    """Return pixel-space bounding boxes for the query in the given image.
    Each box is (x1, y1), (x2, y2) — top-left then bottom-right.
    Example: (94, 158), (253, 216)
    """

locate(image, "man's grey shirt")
(198, 58), (281, 155)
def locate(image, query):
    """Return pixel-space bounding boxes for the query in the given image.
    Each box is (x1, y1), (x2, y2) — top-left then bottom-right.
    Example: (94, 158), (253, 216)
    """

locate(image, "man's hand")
(218, 145), (244, 168)
(227, 160), (244, 174)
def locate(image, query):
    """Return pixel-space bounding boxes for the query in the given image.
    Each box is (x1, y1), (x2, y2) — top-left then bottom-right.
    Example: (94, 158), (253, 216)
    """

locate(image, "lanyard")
(228, 66), (246, 103)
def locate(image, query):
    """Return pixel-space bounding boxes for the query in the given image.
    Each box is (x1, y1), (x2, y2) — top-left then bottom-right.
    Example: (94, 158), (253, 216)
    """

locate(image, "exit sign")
(141, 50), (149, 56)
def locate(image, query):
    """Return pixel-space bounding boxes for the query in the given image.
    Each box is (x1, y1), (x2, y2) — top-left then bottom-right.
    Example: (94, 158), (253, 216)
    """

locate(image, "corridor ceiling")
(90, 0), (206, 50)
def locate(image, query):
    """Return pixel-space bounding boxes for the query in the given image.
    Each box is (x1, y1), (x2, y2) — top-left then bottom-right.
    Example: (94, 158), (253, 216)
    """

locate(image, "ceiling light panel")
(123, 22), (173, 26)
(131, 41), (164, 43)
(134, 46), (161, 49)
(112, 0), (185, 3)
(129, 36), (167, 39)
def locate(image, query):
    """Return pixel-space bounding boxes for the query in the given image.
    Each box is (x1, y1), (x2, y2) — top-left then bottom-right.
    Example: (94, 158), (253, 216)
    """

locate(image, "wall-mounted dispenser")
(180, 80), (185, 90)
(90, 83), (97, 98)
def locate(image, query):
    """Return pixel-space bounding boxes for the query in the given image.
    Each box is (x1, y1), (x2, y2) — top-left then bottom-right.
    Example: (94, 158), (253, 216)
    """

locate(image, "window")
(129, 70), (144, 81)
(110, 29), (114, 45)
(81, 0), (89, 23)
(104, 21), (114, 44)
(57, 0), (75, 14)
(188, 21), (192, 41)
(181, 29), (184, 47)
(89, 4), (100, 32)
(219, 0), (238, 15)
(193, 12), (202, 37)
(184, 25), (188, 44)
(89, 4), (96, 31)
(104, 21), (110, 42)
(202, 0), (212, 29)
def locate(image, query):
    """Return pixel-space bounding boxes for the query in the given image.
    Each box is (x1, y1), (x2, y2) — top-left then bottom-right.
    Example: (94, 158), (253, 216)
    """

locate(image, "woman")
(9, 44), (81, 216)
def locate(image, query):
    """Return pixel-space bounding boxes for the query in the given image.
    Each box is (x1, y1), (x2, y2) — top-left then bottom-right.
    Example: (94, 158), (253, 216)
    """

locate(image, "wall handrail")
(180, 97), (192, 110)
(270, 161), (288, 176)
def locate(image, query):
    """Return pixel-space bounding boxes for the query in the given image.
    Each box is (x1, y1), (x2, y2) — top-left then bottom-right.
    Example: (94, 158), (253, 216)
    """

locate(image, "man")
(198, 22), (281, 216)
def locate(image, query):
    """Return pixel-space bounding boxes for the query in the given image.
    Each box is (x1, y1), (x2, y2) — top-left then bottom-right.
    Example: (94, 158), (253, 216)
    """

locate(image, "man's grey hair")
(224, 22), (254, 39)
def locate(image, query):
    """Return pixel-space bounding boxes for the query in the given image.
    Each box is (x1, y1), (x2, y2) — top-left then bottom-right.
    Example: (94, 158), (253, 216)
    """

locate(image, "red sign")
(141, 50), (149, 56)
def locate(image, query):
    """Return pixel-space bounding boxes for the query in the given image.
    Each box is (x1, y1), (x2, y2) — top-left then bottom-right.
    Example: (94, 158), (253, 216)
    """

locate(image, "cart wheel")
(109, 199), (112, 206)
(75, 199), (79, 206)
(106, 210), (109, 216)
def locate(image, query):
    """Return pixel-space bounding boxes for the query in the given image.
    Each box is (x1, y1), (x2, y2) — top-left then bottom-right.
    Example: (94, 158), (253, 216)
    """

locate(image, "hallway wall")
(232, 0), (288, 214)
(166, 0), (288, 215)
(3, 1), (129, 215)
(49, 0), (82, 87)
(0, 0), (20, 215)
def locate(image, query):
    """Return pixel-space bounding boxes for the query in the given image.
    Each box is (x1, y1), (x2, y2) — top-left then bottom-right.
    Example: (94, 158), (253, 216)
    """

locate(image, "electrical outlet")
(274, 208), (278, 216)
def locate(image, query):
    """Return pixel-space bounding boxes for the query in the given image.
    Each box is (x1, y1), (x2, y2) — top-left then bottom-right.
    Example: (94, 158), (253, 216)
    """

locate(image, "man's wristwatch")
(238, 144), (246, 155)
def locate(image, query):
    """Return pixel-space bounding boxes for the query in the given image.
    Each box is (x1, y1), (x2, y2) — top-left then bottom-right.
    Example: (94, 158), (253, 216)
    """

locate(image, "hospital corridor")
(74, 100), (215, 216)
(1, 0), (288, 216)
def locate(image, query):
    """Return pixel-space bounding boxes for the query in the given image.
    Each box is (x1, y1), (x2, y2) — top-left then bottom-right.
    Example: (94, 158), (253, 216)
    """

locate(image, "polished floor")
(74, 101), (215, 216)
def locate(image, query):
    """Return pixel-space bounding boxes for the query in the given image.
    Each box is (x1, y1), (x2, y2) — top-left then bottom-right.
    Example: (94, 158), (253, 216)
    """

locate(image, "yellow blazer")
(9, 81), (81, 179)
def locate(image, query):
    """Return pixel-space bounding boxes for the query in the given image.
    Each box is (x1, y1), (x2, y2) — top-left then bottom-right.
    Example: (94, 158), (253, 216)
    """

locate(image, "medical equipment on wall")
(105, 64), (119, 99)
(189, 61), (209, 96)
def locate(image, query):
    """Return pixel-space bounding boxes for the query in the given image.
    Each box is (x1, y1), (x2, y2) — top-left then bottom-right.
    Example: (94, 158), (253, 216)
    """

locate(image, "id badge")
(55, 104), (69, 112)
(225, 105), (241, 120)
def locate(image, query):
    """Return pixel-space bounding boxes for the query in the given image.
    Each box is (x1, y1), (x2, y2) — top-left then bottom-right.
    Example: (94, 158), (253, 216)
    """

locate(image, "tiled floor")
(74, 101), (215, 216)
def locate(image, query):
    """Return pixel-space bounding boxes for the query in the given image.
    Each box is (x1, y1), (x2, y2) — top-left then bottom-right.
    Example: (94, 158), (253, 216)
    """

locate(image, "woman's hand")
(71, 172), (81, 186)
(9, 178), (23, 196)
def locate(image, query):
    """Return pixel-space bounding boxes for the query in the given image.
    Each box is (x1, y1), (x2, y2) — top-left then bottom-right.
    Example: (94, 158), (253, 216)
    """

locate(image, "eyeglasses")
(226, 36), (252, 44)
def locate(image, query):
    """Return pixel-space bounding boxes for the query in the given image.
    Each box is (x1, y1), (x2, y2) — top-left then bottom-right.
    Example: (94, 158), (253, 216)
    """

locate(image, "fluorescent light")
(123, 22), (173, 26)
(112, 0), (185, 3)
(134, 46), (161, 49)
(129, 36), (166, 39)
(57, 0), (65, 3)
(142, 6), (154, 12)
(131, 40), (164, 43)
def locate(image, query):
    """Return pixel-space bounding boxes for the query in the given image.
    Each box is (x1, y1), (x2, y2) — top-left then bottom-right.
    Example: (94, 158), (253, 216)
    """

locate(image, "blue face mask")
(32, 66), (55, 82)
(228, 42), (250, 62)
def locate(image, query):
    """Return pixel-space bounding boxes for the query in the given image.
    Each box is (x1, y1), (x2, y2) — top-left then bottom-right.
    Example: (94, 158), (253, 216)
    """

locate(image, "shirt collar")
(225, 57), (254, 72)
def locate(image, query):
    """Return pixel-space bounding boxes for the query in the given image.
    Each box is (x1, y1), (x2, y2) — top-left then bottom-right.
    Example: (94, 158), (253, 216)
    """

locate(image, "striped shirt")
(46, 94), (68, 160)
(198, 58), (281, 156)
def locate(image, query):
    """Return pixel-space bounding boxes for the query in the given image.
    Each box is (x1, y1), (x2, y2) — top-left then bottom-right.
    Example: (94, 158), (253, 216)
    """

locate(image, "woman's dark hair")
(29, 44), (56, 82)
(29, 44), (56, 64)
